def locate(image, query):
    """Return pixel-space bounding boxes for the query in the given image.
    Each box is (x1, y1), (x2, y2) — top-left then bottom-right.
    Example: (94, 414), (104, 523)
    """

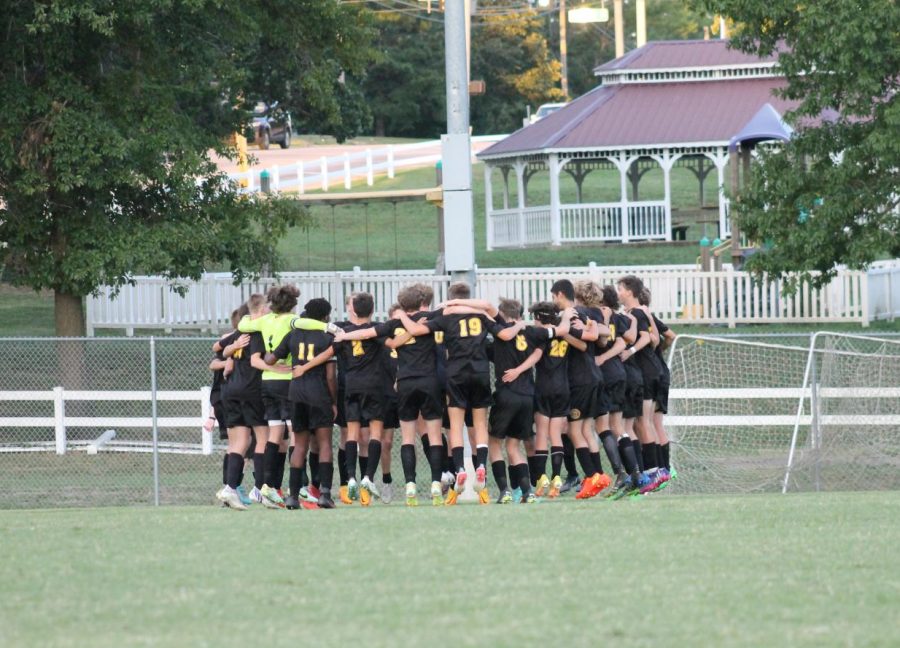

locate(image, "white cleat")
(217, 486), (247, 510)
(348, 478), (359, 501)
(249, 486), (264, 505)
(381, 482), (393, 504)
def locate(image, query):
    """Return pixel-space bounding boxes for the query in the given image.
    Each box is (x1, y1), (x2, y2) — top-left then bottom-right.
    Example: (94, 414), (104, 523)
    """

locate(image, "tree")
(0, 1), (375, 336)
(693, 0), (900, 283)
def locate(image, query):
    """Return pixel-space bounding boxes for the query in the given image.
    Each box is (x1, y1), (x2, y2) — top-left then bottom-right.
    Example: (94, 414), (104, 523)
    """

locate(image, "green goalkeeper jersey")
(238, 314), (330, 381)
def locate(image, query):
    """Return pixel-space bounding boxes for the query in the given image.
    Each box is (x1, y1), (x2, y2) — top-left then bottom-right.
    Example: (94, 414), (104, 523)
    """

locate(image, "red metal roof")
(594, 39), (778, 72)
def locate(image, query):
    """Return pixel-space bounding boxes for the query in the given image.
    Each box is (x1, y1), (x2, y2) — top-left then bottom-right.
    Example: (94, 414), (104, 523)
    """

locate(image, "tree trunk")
(54, 291), (86, 337)
(375, 115), (385, 138)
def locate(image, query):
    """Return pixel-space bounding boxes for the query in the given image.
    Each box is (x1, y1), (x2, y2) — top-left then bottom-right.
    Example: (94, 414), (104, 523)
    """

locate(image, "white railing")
(229, 135), (505, 195)
(561, 203), (622, 242)
(867, 260), (900, 321)
(85, 262), (888, 334)
(628, 201), (668, 240)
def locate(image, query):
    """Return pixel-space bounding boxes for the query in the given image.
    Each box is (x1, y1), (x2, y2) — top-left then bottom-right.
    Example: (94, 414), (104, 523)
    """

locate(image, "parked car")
(524, 102), (567, 126)
(250, 101), (292, 150)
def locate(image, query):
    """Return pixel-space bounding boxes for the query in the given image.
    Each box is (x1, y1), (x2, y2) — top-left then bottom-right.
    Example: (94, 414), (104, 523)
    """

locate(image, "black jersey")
(567, 306), (602, 387)
(534, 328), (583, 396)
(489, 324), (548, 397)
(219, 330), (264, 400)
(598, 312), (628, 384)
(628, 309), (664, 380)
(652, 314), (671, 378)
(333, 322), (387, 395)
(272, 328), (333, 404)
(210, 349), (226, 405)
(425, 312), (504, 377)
(381, 338), (399, 395)
(371, 310), (440, 380)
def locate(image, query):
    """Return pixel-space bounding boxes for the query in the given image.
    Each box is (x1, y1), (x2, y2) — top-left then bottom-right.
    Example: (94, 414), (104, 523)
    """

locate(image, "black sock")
(262, 442), (278, 486)
(632, 438), (645, 472)
(338, 448), (349, 485)
(401, 444), (417, 484)
(365, 440), (381, 481)
(345, 441), (358, 481)
(222, 453), (228, 486)
(427, 444), (444, 482)
(274, 451), (287, 489)
(600, 430), (624, 474)
(562, 435), (577, 477)
(575, 447), (595, 477)
(550, 445), (564, 479)
(515, 463), (531, 494)
(451, 446), (465, 474)
(590, 451), (603, 476)
(289, 467), (302, 498)
(253, 452), (265, 489)
(382, 472), (392, 484)
(618, 437), (638, 475)
(642, 441), (659, 471)
(476, 445), (488, 471)
(359, 454), (368, 478)
(420, 434), (431, 451)
(309, 452), (320, 488)
(659, 442), (670, 470)
(319, 461), (334, 492)
(226, 452), (244, 489)
(533, 450), (549, 483)
(441, 435), (452, 473)
(508, 464), (516, 489)
(492, 460), (508, 491)
(300, 464), (309, 488)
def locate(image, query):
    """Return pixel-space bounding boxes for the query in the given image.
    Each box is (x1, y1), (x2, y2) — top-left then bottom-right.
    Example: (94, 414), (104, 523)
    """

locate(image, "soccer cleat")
(548, 475), (563, 498)
(497, 489), (513, 504)
(474, 465), (486, 492)
(249, 486), (264, 505)
(431, 481), (443, 506)
(347, 478), (359, 501)
(216, 487), (226, 507)
(381, 482), (394, 504)
(607, 476), (633, 500)
(441, 471), (455, 496)
(301, 499), (319, 510)
(236, 485), (252, 507)
(217, 486), (247, 510)
(478, 489), (491, 505)
(577, 472), (612, 500)
(299, 487), (319, 505)
(308, 485), (321, 500)
(535, 474), (550, 497)
(511, 487), (522, 504)
(640, 470), (670, 495)
(261, 484), (285, 508)
(318, 490), (336, 509)
(444, 488), (458, 506)
(405, 482), (418, 507)
(559, 473), (580, 494)
(339, 485), (353, 505)
(524, 492), (537, 504)
(360, 476), (380, 506)
(455, 470), (467, 494)
(669, 468), (678, 481)
(284, 495), (300, 510)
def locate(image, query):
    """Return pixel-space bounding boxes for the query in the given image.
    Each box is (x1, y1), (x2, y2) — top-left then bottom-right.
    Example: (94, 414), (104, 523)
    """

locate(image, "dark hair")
(498, 297), (523, 321)
(397, 285), (421, 312)
(638, 287), (651, 306)
(303, 298), (331, 322)
(230, 304), (249, 329)
(550, 279), (575, 302)
(617, 275), (644, 299)
(448, 282), (471, 300)
(529, 301), (560, 325)
(352, 292), (375, 318)
(268, 284), (300, 314)
(388, 303), (402, 318)
(600, 285), (619, 310)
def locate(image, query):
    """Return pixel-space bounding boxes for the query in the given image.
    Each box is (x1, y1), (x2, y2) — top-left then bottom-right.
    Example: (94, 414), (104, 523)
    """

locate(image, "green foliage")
(0, 1), (374, 330)
(694, 0), (900, 283)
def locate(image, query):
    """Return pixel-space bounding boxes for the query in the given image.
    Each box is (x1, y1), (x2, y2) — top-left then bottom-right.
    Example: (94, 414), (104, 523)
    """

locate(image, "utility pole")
(559, 0), (568, 98)
(636, 0), (647, 47)
(613, 0), (624, 58)
(441, 0), (475, 284)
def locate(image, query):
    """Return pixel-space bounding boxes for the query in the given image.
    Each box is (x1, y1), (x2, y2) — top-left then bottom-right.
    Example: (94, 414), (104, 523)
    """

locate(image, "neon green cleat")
(261, 484), (285, 508)
(405, 482), (418, 507)
(431, 481), (443, 506)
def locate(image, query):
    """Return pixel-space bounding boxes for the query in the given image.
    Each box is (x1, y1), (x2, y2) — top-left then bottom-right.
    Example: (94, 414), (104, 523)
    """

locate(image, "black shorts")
(445, 372), (492, 410)
(489, 390), (534, 440)
(623, 363), (643, 419)
(291, 400), (334, 432)
(211, 398), (228, 440)
(535, 391), (569, 419)
(641, 377), (660, 403)
(655, 377), (670, 414)
(223, 397), (266, 429)
(344, 391), (386, 424)
(262, 381), (292, 436)
(567, 384), (597, 422)
(335, 388), (347, 428)
(603, 379), (626, 415)
(383, 393), (400, 429)
(397, 377), (444, 422)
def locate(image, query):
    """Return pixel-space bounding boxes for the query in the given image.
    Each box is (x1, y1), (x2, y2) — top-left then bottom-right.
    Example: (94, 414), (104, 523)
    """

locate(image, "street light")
(568, 6), (609, 23)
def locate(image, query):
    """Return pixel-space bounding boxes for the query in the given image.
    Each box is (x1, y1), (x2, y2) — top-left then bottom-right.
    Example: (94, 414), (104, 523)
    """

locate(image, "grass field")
(1, 492), (897, 647)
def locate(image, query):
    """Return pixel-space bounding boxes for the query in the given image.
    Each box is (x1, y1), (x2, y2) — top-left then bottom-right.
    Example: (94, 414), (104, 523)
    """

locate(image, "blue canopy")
(728, 103), (793, 151)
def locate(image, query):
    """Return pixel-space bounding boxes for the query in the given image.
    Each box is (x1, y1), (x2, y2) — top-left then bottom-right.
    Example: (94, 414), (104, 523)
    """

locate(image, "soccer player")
(215, 294), (270, 510)
(618, 276), (666, 495)
(550, 279), (610, 500)
(486, 298), (545, 504)
(268, 297), (338, 509)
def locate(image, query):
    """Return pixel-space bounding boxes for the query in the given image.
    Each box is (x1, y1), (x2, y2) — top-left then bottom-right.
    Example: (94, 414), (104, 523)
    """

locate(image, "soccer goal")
(665, 333), (900, 495)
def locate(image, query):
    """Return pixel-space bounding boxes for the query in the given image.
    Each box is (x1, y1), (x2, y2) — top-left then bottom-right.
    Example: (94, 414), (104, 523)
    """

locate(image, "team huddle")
(209, 275), (675, 510)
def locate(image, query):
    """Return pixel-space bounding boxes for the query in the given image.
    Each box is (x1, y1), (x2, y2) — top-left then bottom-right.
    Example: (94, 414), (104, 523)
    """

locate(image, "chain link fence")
(0, 333), (897, 509)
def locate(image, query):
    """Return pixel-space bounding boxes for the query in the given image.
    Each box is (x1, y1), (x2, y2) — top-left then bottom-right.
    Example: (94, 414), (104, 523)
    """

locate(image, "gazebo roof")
(478, 39), (795, 162)
(728, 103), (794, 151)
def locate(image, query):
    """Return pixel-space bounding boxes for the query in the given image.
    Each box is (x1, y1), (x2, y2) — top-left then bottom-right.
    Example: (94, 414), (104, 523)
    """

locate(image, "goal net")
(665, 333), (900, 494)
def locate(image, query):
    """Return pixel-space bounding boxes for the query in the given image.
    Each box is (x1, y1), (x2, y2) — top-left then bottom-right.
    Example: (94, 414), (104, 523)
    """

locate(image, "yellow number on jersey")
(434, 331), (444, 344)
(394, 327), (415, 346)
(390, 347), (398, 359)
(233, 348), (243, 360)
(549, 339), (569, 358)
(515, 334), (528, 351)
(297, 343), (316, 362)
(608, 324), (616, 342)
(458, 317), (483, 338)
(351, 340), (365, 357)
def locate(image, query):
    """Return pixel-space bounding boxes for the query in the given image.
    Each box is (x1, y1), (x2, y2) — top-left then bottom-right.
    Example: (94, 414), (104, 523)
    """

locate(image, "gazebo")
(477, 39), (796, 250)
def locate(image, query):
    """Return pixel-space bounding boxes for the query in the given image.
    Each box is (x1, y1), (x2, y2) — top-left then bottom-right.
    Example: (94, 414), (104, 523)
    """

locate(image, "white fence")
(867, 260), (900, 321)
(228, 135), (504, 195)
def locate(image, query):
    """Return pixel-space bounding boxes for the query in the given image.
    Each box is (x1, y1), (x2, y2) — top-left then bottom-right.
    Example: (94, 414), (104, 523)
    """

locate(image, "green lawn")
(1, 493), (897, 647)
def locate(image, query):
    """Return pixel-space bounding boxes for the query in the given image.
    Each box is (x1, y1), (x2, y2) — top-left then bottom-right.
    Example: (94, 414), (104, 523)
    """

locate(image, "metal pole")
(810, 339), (821, 492)
(613, 0), (624, 58)
(559, 0), (568, 98)
(150, 336), (160, 506)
